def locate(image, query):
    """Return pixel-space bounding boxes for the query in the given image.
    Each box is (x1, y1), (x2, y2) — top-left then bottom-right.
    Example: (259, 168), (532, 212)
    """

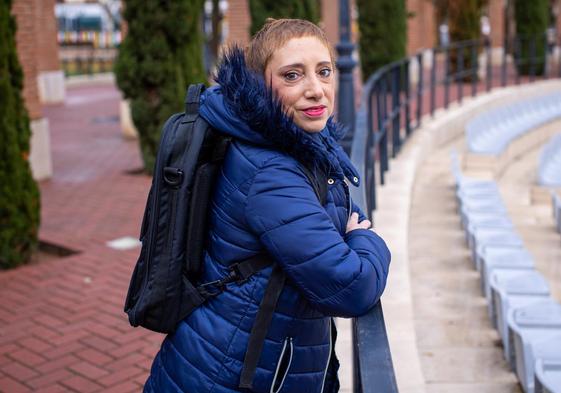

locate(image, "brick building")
(223, 0), (518, 62)
(11, 0), (62, 181)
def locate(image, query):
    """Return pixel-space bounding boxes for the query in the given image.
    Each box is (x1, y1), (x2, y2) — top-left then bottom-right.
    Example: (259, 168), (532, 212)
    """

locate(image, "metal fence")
(348, 34), (561, 393)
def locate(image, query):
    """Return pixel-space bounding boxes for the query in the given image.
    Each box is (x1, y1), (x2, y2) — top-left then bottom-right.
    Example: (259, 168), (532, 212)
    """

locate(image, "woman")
(144, 18), (391, 393)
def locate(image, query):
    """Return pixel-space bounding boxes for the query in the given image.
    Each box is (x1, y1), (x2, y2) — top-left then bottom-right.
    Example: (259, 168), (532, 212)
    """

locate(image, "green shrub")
(514, 0), (548, 75)
(114, 1), (206, 173)
(356, 0), (407, 80)
(248, 0), (320, 36)
(0, 0), (41, 269)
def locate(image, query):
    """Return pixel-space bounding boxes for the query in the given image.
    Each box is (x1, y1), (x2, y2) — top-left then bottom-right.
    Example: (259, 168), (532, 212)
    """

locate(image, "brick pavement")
(0, 83), (161, 393)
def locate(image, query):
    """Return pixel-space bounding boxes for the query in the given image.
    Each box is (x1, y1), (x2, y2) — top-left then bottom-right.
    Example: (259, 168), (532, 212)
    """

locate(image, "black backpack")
(124, 83), (326, 389)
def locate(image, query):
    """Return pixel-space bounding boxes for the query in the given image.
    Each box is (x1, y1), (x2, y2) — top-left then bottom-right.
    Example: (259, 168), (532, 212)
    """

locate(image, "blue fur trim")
(214, 46), (347, 174)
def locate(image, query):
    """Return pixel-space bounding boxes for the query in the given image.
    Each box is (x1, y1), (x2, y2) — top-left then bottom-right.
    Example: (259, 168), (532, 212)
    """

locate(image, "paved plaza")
(0, 83), (160, 392)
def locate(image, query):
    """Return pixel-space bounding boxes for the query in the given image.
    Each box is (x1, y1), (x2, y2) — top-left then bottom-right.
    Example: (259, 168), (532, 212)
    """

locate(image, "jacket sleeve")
(244, 157), (391, 318)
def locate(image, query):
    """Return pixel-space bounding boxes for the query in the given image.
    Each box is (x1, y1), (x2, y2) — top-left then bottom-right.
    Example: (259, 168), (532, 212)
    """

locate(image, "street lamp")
(336, 0), (357, 155)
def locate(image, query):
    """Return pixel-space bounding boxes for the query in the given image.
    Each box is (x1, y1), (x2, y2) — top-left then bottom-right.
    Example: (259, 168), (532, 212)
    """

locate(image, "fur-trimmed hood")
(199, 46), (360, 186)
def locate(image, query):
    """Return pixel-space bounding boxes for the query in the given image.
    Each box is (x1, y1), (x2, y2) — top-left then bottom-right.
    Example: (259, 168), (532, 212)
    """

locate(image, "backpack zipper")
(138, 114), (182, 302)
(320, 319), (333, 393)
(166, 190), (178, 253)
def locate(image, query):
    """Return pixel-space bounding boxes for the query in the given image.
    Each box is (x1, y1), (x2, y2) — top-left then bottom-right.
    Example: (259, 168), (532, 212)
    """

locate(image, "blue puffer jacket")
(144, 48), (391, 393)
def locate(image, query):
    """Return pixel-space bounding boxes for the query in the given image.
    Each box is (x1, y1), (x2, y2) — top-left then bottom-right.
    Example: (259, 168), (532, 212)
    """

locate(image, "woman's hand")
(346, 212), (372, 233)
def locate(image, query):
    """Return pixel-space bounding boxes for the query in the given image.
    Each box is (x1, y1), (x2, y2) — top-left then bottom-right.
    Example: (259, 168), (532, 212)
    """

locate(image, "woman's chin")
(295, 118), (328, 133)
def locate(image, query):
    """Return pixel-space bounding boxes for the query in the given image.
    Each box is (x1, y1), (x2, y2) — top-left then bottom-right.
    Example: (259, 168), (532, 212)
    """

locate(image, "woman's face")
(265, 36), (335, 133)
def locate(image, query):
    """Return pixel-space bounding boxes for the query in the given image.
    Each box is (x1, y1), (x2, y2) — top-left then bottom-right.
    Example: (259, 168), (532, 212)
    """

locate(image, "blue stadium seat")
(509, 300), (561, 393)
(471, 228), (524, 271)
(535, 357), (561, 393)
(480, 245), (534, 301)
(491, 272), (550, 364)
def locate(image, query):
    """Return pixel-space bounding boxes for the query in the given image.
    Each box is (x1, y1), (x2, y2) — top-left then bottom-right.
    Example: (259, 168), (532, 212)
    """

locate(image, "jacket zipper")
(320, 319), (333, 393)
(270, 337), (293, 393)
(343, 180), (352, 220)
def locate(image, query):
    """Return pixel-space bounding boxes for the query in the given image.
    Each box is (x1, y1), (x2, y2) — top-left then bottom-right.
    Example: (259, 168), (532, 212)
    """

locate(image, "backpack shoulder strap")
(167, 83), (207, 176)
(184, 83), (205, 119)
(239, 264), (286, 389)
(300, 165), (327, 205)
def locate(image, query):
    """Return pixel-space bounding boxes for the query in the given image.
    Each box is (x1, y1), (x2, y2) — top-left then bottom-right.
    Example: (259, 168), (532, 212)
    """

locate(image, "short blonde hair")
(246, 18), (335, 75)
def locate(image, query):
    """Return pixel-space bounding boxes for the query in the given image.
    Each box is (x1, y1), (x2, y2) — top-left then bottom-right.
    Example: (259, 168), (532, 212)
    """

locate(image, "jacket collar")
(199, 46), (360, 185)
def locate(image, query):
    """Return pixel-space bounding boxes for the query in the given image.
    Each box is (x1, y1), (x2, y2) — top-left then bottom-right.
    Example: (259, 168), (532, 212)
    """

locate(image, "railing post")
(514, 36), (521, 85)
(379, 76), (388, 184)
(416, 52), (423, 127)
(486, 38), (492, 92)
(553, 33), (561, 78)
(471, 41), (478, 96)
(529, 36), (536, 82)
(336, 0), (357, 155)
(430, 48), (437, 116)
(544, 32), (549, 79)
(458, 44), (464, 104)
(367, 90), (376, 212)
(404, 60), (412, 136)
(502, 36), (508, 87)
(444, 46), (450, 109)
(391, 67), (401, 157)
(558, 34), (561, 78)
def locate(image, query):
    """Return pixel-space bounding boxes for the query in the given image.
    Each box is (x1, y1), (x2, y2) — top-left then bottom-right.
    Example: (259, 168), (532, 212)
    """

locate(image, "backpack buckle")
(197, 279), (227, 298)
(228, 263), (248, 284)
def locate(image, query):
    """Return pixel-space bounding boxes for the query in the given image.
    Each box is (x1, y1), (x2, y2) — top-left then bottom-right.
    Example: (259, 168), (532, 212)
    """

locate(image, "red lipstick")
(303, 106), (326, 117)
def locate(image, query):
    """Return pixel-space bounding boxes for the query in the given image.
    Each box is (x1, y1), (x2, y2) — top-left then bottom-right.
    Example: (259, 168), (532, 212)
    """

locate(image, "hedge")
(0, 0), (41, 269)
(114, 0), (206, 173)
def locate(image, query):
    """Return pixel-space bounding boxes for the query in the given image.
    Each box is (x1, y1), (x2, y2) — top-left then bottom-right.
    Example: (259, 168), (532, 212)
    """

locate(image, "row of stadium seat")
(538, 134), (561, 187)
(466, 92), (561, 155)
(451, 151), (561, 393)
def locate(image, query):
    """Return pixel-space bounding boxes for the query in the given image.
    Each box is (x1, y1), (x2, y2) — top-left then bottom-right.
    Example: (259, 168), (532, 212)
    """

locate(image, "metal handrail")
(349, 33), (560, 393)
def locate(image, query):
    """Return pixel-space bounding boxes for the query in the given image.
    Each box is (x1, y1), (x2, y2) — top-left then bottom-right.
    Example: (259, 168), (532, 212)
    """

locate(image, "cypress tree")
(356, 0), (407, 80)
(514, 0), (548, 75)
(0, 0), (41, 269)
(447, 0), (485, 80)
(448, 0), (483, 43)
(248, 0), (320, 36)
(114, 1), (206, 173)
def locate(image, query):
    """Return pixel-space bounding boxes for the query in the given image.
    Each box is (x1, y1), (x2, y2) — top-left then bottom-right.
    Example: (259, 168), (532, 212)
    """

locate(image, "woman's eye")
(284, 71), (300, 81)
(319, 68), (332, 78)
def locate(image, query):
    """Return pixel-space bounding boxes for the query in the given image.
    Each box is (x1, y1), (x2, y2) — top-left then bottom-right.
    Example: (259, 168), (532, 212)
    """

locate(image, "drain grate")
(91, 115), (119, 124)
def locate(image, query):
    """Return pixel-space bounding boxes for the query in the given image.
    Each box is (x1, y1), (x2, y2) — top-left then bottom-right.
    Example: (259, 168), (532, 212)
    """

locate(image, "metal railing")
(349, 33), (561, 393)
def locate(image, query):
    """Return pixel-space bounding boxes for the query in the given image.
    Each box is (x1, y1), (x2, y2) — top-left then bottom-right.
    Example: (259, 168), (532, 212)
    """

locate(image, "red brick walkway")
(0, 83), (161, 393)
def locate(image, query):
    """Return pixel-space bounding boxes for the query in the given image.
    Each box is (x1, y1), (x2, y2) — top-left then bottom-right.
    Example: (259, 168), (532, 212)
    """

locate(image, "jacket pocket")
(270, 337), (293, 393)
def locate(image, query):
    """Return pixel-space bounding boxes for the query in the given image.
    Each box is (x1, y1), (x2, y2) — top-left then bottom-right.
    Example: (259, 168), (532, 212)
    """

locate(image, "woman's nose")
(304, 75), (324, 99)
